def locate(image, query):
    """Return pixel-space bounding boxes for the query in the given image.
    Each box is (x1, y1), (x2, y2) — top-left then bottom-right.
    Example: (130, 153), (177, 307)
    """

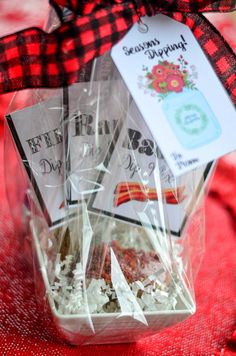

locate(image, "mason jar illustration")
(162, 88), (222, 149)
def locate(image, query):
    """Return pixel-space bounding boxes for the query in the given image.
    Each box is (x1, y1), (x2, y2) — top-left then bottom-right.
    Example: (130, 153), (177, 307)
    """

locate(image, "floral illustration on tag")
(138, 56), (222, 149)
(138, 56), (197, 101)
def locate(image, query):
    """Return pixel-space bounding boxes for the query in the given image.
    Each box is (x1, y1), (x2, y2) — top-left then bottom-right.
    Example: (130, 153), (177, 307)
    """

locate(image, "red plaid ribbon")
(0, 0), (235, 103)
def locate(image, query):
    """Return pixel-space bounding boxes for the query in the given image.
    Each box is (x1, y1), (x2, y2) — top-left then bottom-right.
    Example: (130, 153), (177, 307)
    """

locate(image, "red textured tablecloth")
(0, 3), (236, 355)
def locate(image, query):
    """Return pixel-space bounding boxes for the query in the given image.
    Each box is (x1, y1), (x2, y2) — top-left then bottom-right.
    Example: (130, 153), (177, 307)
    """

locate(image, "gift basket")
(2, 0), (236, 347)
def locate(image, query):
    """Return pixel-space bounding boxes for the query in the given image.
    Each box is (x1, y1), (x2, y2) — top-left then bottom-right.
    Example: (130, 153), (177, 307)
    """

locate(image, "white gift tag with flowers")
(112, 14), (236, 176)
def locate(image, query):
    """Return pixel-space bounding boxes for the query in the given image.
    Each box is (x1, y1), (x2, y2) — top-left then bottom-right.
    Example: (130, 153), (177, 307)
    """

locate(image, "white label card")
(89, 101), (212, 236)
(68, 81), (126, 203)
(7, 96), (67, 227)
(111, 14), (236, 176)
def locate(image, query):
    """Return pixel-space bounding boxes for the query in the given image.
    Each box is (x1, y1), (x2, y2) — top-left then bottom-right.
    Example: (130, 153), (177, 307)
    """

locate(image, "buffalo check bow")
(0, 0), (235, 103)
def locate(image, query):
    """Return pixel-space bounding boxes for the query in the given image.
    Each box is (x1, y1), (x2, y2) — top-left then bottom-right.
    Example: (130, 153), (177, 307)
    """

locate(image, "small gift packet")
(6, 90), (66, 227)
(67, 77), (128, 204)
(89, 100), (212, 236)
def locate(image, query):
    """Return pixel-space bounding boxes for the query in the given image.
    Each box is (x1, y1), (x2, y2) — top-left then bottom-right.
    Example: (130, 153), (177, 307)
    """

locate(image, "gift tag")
(111, 14), (236, 176)
(89, 101), (213, 236)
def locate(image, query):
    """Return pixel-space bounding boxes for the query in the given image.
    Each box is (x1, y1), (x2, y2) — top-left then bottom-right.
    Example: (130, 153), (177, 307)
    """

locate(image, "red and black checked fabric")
(0, 0), (235, 103)
(52, 0), (236, 17)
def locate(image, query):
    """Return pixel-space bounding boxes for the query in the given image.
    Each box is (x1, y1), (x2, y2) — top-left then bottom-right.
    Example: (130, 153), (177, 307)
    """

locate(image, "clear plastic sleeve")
(3, 8), (216, 346)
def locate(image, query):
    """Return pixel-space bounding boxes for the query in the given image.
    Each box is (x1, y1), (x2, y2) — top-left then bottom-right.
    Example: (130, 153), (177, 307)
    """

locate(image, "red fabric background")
(0, 3), (236, 355)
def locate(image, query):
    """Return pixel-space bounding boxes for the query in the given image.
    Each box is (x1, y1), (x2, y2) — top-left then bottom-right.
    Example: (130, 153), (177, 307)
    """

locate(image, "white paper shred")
(49, 232), (183, 316)
(87, 279), (109, 313)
